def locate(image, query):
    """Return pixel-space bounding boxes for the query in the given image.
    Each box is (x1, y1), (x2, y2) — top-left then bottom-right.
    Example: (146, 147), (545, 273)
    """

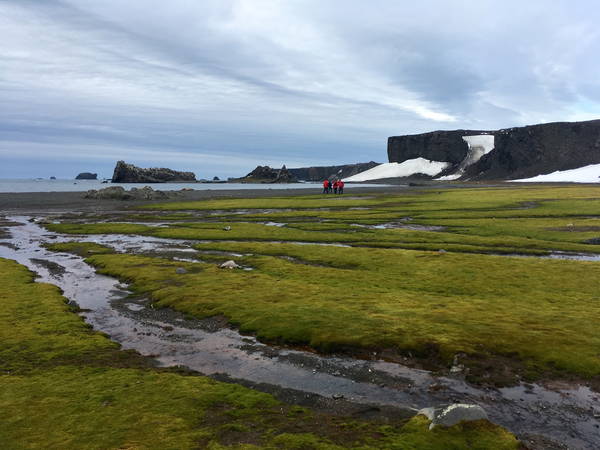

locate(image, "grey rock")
(111, 160), (196, 183)
(83, 186), (181, 201)
(236, 165), (298, 183)
(419, 404), (488, 430)
(220, 260), (241, 269)
(175, 267), (187, 274)
(288, 161), (380, 181)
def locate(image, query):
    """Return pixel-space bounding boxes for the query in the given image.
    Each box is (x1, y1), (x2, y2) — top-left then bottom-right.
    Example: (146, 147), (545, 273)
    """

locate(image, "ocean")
(0, 179), (387, 193)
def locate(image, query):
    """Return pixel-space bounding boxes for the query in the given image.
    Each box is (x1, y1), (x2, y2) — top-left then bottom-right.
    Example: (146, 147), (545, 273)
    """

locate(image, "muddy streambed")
(1, 216), (599, 449)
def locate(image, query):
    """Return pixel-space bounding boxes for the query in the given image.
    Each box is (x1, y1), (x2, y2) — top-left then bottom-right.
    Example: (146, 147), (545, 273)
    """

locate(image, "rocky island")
(233, 165), (298, 183)
(75, 172), (98, 180)
(111, 161), (196, 183)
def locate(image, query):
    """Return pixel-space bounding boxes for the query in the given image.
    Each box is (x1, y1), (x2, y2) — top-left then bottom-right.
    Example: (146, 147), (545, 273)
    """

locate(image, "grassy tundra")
(46, 185), (600, 388)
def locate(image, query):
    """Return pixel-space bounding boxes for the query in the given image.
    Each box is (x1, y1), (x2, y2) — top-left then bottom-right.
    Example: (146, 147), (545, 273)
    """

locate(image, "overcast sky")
(2, 0), (600, 178)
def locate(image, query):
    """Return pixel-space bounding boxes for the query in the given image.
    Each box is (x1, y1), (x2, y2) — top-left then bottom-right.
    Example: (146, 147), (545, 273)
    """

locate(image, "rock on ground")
(83, 186), (181, 201)
(418, 404), (488, 430)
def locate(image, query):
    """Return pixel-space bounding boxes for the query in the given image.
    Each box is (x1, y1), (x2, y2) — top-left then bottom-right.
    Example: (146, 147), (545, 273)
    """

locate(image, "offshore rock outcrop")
(289, 162), (380, 181)
(388, 119), (600, 180)
(236, 165), (298, 183)
(75, 172), (98, 180)
(111, 161), (196, 183)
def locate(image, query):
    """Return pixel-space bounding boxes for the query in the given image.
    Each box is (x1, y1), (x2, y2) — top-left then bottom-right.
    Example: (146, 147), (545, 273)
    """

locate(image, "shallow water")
(1, 216), (599, 449)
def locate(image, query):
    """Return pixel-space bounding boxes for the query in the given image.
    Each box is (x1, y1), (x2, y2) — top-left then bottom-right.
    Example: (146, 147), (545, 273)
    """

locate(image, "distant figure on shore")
(338, 180), (344, 194)
(333, 179), (339, 194)
(322, 179), (330, 194)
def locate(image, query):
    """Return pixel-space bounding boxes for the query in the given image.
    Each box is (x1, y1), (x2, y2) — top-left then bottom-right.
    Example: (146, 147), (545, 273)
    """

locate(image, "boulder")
(175, 267), (188, 274)
(220, 260), (241, 269)
(111, 160), (196, 183)
(75, 172), (98, 180)
(83, 186), (181, 200)
(418, 404), (488, 430)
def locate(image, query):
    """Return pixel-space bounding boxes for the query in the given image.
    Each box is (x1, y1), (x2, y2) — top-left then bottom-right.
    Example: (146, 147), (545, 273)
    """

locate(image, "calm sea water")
(0, 179), (388, 193)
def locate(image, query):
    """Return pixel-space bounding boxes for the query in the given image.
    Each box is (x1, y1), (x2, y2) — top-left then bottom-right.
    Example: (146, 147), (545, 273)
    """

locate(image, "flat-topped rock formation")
(111, 161), (196, 183)
(387, 119), (600, 180)
(75, 172), (98, 180)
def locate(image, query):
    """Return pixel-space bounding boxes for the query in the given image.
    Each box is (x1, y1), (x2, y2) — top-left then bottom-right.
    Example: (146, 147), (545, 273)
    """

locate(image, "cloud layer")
(2, 0), (600, 178)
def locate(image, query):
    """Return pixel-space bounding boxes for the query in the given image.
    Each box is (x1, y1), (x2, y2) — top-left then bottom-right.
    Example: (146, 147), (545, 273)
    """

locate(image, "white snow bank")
(436, 134), (495, 181)
(513, 163), (600, 183)
(343, 158), (450, 182)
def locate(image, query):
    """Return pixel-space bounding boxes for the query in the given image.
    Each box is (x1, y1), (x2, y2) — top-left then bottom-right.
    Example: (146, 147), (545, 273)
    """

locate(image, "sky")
(2, 0), (600, 179)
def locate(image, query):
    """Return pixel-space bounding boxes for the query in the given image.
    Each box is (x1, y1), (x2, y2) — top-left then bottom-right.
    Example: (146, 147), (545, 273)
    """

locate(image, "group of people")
(322, 178), (344, 194)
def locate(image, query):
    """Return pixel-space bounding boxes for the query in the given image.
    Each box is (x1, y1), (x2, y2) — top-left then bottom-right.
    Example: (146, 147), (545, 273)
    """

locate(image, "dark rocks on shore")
(235, 165), (298, 183)
(83, 186), (182, 200)
(289, 162), (381, 181)
(388, 119), (600, 180)
(75, 172), (98, 180)
(111, 160), (196, 183)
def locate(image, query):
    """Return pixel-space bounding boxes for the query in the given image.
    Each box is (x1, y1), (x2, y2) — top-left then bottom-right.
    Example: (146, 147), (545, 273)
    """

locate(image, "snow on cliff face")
(513, 163), (600, 183)
(343, 158), (450, 182)
(437, 135), (495, 180)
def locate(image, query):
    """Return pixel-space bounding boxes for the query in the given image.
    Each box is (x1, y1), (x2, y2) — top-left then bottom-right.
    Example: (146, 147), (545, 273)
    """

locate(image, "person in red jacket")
(332, 179), (339, 194)
(338, 179), (344, 194)
(322, 179), (330, 194)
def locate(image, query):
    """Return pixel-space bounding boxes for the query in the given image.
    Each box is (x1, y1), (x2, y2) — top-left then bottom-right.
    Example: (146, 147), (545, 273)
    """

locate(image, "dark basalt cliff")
(388, 119), (600, 180)
(75, 172), (97, 180)
(388, 131), (486, 166)
(111, 161), (196, 183)
(464, 120), (600, 180)
(289, 162), (380, 181)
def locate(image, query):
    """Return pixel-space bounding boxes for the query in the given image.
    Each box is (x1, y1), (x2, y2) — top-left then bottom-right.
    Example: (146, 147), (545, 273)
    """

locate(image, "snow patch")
(343, 159), (450, 182)
(436, 134), (494, 181)
(513, 163), (600, 183)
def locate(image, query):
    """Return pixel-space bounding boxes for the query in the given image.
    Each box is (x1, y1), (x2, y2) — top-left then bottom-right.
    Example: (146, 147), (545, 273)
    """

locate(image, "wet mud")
(1, 216), (599, 449)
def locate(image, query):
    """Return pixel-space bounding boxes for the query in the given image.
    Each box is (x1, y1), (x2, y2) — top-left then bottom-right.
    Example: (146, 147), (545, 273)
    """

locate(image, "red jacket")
(323, 180), (329, 187)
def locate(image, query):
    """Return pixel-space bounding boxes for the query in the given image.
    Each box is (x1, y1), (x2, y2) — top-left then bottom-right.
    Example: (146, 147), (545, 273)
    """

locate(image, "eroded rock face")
(288, 162), (380, 181)
(75, 172), (98, 180)
(111, 161), (196, 183)
(388, 119), (600, 180)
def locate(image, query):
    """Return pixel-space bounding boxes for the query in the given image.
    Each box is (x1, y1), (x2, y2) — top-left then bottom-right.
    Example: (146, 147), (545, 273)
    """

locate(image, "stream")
(1, 215), (599, 449)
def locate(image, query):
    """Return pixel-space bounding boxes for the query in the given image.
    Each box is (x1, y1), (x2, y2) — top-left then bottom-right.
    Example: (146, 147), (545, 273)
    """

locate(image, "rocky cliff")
(388, 119), (600, 180)
(111, 161), (196, 183)
(289, 162), (380, 181)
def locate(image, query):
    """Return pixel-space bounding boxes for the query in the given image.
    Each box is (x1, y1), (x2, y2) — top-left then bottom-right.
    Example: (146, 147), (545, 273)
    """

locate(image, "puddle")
(352, 222), (446, 231)
(505, 252), (600, 262)
(0, 216), (599, 449)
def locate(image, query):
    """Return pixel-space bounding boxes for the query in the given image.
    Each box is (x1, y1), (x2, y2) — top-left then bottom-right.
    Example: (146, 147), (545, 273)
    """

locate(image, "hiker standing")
(333, 179), (339, 194)
(338, 179), (344, 194)
(322, 179), (330, 194)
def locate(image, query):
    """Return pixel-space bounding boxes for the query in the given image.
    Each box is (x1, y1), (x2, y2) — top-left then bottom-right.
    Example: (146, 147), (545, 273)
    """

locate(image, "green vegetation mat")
(0, 257), (519, 449)
(45, 185), (600, 387)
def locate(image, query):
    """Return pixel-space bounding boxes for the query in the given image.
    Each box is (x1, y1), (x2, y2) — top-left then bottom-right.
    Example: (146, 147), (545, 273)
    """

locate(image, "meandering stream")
(1, 216), (599, 449)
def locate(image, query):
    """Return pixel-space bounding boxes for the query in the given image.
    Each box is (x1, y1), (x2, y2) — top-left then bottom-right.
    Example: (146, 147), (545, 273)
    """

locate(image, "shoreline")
(0, 185), (409, 213)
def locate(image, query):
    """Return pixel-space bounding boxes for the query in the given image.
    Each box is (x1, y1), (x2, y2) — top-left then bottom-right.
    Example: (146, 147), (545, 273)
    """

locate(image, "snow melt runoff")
(436, 135), (495, 181)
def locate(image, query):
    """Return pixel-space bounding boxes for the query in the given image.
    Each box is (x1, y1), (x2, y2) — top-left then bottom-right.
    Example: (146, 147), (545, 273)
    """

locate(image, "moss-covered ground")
(0, 257), (519, 449)
(45, 185), (600, 387)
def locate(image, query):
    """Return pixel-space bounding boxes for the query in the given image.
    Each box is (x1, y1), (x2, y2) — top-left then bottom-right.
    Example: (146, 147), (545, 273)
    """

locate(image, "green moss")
(0, 257), (519, 448)
(44, 242), (114, 257)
